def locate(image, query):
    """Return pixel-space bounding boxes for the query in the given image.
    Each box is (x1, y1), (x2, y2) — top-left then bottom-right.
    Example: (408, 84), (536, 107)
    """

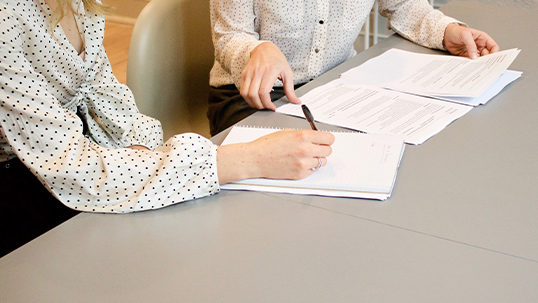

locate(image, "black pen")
(301, 104), (318, 131)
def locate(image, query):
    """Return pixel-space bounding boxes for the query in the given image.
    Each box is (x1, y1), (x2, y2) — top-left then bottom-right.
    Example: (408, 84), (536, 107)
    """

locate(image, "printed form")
(277, 79), (472, 145)
(341, 48), (521, 99)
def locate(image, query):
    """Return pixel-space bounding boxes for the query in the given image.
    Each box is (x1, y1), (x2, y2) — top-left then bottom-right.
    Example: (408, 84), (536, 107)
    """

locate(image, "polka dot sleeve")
(0, 2), (220, 212)
(0, 61), (220, 212)
(210, 0), (267, 89)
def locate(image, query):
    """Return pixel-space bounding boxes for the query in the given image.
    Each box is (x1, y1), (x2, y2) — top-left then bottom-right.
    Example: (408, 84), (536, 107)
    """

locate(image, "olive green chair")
(126, 0), (214, 139)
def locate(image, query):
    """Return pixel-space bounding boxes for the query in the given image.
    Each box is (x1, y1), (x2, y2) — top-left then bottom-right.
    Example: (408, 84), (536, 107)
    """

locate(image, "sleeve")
(0, 8), (220, 213)
(211, 0), (267, 89)
(85, 40), (163, 151)
(378, 0), (465, 50)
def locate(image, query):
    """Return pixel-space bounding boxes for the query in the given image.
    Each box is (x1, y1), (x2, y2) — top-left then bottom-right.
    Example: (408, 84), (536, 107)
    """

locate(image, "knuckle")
(295, 129), (310, 141)
(247, 91), (258, 100)
(294, 146), (309, 157)
(259, 85), (272, 95)
(297, 159), (310, 170)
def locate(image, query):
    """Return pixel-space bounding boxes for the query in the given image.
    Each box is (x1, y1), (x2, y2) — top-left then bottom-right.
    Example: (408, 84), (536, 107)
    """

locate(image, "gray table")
(1, 1), (537, 302)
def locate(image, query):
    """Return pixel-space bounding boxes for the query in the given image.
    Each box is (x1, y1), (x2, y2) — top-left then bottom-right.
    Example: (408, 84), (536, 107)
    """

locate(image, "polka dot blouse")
(0, 0), (220, 213)
(209, 0), (462, 89)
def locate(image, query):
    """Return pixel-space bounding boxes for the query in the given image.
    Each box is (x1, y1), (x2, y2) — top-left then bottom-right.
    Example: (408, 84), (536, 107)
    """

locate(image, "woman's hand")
(443, 23), (499, 59)
(217, 129), (335, 184)
(240, 42), (302, 110)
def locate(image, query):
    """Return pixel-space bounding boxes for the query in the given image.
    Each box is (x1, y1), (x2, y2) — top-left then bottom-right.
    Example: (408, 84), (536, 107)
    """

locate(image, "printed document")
(340, 48), (521, 99)
(276, 79), (472, 145)
(429, 70), (521, 106)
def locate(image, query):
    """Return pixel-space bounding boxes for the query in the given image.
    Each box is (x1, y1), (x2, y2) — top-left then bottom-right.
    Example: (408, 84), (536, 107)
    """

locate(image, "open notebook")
(220, 126), (405, 200)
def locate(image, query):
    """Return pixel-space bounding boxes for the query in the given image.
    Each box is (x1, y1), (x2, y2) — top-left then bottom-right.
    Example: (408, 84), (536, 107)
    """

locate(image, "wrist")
(250, 41), (274, 57)
(443, 22), (466, 49)
(443, 23), (457, 48)
(217, 143), (261, 184)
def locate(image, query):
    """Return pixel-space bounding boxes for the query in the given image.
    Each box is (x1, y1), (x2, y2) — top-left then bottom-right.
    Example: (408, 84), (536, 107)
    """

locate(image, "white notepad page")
(220, 126), (405, 200)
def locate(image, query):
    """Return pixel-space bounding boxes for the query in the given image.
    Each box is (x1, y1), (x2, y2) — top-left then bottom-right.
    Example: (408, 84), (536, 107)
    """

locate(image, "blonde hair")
(51, 0), (106, 26)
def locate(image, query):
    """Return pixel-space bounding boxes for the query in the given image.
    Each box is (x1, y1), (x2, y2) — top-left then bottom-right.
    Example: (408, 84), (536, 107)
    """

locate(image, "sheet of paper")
(430, 70), (521, 106)
(220, 126), (405, 200)
(277, 79), (473, 145)
(341, 48), (521, 98)
(221, 183), (389, 200)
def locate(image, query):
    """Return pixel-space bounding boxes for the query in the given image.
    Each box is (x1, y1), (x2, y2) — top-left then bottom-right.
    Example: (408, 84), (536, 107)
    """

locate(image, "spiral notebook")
(220, 126), (405, 200)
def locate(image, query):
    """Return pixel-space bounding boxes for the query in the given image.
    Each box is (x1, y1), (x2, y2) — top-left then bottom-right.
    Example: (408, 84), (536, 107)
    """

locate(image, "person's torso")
(0, 0), (109, 161)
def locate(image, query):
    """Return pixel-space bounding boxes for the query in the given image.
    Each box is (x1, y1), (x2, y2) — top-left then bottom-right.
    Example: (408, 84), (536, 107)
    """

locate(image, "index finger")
(472, 30), (499, 56)
(482, 35), (500, 55)
(281, 69), (301, 104)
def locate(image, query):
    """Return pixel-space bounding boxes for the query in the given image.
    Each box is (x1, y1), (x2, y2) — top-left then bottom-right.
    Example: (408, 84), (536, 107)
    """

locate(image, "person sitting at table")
(0, 0), (335, 258)
(207, 0), (500, 136)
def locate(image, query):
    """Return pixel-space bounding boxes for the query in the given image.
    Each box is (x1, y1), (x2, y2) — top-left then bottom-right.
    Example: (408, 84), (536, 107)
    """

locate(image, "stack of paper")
(277, 79), (472, 145)
(340, 48), (521, 106)
(220, 126), (405, 200)
(277, 48), (521, 144)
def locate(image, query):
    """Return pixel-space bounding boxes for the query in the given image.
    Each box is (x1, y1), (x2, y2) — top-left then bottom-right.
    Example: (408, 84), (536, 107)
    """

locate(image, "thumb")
(461, 29), (479, 59)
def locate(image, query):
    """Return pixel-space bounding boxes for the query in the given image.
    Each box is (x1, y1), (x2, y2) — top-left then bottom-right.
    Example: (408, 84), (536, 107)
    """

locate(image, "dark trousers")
(0, 158), (79, 258)
(207, 84), (304, 136)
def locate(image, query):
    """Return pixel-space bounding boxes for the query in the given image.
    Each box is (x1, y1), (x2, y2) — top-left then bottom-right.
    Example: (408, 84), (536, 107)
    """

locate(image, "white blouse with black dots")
(0, 0), (220, 212)
(209, 0), (463, 89)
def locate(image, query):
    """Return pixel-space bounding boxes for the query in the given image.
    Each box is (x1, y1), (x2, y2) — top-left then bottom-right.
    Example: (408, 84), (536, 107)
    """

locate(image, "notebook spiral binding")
(234, 124), (366, 134)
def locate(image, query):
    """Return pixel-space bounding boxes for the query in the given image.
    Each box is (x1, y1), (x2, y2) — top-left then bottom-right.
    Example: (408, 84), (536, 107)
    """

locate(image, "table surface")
(1, 1), (537, 302)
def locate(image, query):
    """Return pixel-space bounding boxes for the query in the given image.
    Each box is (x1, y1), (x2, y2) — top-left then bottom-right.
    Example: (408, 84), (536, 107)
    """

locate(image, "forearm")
(2, 106), (219, 212)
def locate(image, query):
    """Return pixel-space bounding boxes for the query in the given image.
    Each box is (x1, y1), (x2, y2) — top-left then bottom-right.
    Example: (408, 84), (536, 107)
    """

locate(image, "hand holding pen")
(302, 104), (328, 171)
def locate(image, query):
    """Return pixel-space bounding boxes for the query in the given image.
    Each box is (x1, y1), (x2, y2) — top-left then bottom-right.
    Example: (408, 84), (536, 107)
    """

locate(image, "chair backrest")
(126, 0), (214, 139)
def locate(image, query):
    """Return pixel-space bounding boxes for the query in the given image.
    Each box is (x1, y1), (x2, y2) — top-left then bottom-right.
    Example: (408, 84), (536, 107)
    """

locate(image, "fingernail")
(470, 52), (478, 59)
